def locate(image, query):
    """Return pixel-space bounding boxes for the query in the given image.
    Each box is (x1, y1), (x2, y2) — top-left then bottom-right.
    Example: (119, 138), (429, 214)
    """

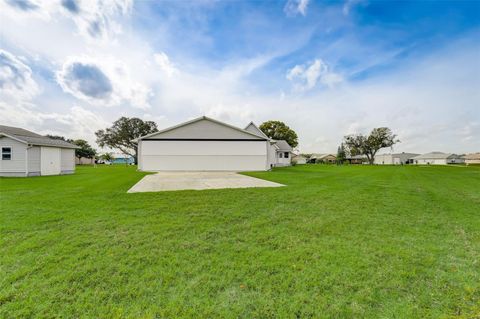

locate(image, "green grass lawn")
(1, 165), (479, 318)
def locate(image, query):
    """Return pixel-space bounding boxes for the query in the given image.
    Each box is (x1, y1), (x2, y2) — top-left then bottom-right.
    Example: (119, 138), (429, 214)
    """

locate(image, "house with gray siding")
(0, 125), (79, 177)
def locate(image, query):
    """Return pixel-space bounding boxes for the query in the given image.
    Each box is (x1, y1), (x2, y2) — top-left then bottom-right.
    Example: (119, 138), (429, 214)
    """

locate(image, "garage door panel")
(142, 140), (267, 156)
(40, 147), (61, 175)
(142, 155), (266, 171)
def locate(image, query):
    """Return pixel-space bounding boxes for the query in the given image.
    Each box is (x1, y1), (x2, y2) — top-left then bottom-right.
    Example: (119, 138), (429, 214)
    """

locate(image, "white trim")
(134, 116), (269, 142)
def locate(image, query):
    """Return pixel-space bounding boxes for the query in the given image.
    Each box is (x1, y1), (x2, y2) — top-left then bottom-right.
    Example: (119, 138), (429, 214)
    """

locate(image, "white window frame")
(2, 146), (12, 160)
(284, 152), (289, 158)
(278, 152), (283, 158)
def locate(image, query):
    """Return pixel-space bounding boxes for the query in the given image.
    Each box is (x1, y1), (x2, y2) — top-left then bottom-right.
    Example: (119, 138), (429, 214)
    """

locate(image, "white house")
(135, 116), (293, 171)
(0, 125), (79, 177)
(412, 152), (464, 165)
(292, 154), (307, 164)
(374, 152), (419, 165)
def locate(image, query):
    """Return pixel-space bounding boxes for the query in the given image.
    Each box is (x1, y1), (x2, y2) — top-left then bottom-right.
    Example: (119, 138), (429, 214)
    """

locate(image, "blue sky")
(1, 0), (479, 153)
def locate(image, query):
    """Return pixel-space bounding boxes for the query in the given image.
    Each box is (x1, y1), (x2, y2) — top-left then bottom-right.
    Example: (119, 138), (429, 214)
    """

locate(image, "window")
(279, 153), (283, 158)
(284, 152), (289, 158)
(2, 147), (12, 160)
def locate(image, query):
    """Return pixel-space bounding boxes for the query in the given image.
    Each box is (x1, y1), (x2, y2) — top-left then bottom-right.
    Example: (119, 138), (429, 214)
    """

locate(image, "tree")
(99, 152), (114, 162)
(72, 139), (96, 160)
(95, 117), (158, 164)
(259, 120), (298, 148)
(46, 135), (68, 141)
(343, 127), (399, 165)
(336, 143), (346, 164)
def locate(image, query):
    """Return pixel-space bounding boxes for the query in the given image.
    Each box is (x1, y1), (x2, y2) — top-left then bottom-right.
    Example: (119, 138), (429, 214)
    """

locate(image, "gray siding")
(28, 146), (41, 173)
(0, 136), (26, 175)
(61, 148), (75, 172)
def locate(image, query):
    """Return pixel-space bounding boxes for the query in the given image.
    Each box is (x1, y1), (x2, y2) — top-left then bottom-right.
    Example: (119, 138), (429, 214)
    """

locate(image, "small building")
(135, 116), (294, 171)
(308, 153), (336, 164)
(374, 152), (419, 165)
(412, 152), (464, 165)
(0, 125), (78, 177)
(345, 155), (367, 164)
(111, 153), (135, 165)
(464, 153), (480, 165)
(273, 140), (293, 167)
(292, 154), (307, 165)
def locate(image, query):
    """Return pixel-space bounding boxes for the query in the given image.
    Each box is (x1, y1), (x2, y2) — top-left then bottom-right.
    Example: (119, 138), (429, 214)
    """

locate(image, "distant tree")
(259, 120), (298, 148)
(343, 127), (399, 165)
(336, 143), (346, 164)
(46, 135), (68, 141)
(100, 152), (114, 162)
(72, 139), (96, 160)
(95, 117), (158, 164)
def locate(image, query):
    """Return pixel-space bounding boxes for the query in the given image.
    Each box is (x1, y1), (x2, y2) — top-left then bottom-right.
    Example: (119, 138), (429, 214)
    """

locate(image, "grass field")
(1, 165), (479, 318)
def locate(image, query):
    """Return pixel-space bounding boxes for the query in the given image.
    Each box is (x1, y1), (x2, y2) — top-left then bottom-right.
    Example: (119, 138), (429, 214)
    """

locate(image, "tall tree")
(95, 117), (158, 164)
(343, 127), (399, 164)
(259, 120), (298, 148)
(72, 139), (96, 160)
(336, 143), (346, 164)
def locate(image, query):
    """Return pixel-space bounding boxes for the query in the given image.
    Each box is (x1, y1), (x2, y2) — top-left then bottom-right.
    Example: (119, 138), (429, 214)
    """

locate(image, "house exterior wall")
(374, 154), (393, 165)
(61, 148), (75, 174)
(275, 152), (291, 166)
(0, 136), (27, 176)
(466, 159), (480, 165)
(267, 143), (277, 168)
(28, 146), (41, 174)
(292, 156), (307, 164)
(139, 140), (268, 171)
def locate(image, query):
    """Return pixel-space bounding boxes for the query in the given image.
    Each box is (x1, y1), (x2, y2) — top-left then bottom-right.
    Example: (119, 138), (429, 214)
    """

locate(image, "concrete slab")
(127, 171), (284, 193)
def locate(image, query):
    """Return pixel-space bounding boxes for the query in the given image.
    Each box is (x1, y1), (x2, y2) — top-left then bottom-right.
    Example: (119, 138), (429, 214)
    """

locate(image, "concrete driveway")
(127, 171), (284, 193)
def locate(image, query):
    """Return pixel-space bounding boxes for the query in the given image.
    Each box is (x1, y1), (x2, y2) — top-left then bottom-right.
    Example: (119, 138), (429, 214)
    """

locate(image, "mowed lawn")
(1, 165), (479, 318)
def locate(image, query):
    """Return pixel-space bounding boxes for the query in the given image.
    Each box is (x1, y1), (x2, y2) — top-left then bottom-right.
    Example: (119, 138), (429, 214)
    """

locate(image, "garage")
(135, 116), (270, 171)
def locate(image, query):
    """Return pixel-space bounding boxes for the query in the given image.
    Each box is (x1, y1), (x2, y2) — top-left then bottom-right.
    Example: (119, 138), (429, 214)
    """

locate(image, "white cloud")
(59, 0), (133, 41)
(56, 56), (151, 109)
(1, 0), (132, 42)
(154, 52), (178, 77)
(0, 102), (109, 147)
(287, 59), (343, 91)
(284, 0), (310, 17)
(0, 49), (40, 101)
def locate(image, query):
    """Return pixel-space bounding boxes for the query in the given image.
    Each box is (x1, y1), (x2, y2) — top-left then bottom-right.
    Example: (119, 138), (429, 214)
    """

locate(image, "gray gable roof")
(274, 140), (293, 151)
(244, 122), (269, 139)
(135, 116), (269, 141)
(0, 125), (79, 149)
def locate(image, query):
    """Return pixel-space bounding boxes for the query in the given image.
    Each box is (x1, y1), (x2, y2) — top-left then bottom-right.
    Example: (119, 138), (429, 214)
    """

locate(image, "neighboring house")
(135, 116), (293, 171)
(111, 153), (135, 165)
(345, 155), (367, 164)
(464, 153), (480, 165)
(412, 152), (464, 165)
(292, 154), (307, 164)
(244, 122), (293, 168)
(374, 152), (419, 165)
(0, 125), (78, 177)
(274, 140), (293, 167)
(75, 157), (95, 165)
(308, 153), (336, 164)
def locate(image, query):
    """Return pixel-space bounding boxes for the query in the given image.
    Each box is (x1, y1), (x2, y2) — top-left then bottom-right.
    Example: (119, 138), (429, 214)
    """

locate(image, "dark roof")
(0, 125), (79, 149)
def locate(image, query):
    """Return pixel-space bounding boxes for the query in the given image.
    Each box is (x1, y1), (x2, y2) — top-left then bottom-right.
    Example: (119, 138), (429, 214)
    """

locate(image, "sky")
(0, 0), (479, 154)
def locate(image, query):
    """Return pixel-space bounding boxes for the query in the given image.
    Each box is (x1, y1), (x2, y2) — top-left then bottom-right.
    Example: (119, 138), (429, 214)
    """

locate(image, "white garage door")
(140, 140), (268, 171)
(41, 147), (61, 175)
